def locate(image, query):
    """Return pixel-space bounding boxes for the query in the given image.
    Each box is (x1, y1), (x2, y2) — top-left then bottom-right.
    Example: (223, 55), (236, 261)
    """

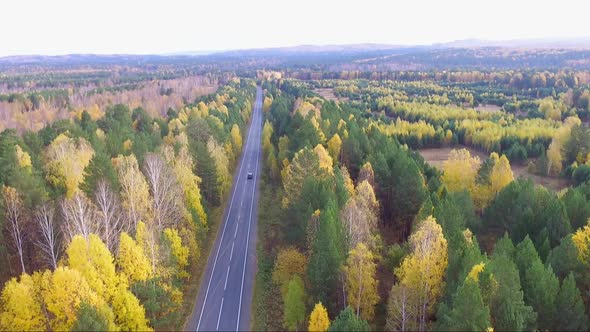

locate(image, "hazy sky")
(2, 0), (590, 56)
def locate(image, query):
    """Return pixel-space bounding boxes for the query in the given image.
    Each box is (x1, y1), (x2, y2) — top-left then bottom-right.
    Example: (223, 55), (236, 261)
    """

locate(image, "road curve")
(186, 86), (263, 331)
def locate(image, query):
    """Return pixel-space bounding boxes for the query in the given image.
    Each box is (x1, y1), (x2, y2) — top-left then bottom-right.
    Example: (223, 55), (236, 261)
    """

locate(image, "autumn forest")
(2, 46), (590, 332)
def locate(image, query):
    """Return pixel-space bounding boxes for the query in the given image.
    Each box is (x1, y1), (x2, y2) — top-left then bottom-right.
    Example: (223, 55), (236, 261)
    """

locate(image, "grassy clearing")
(418, 145), (570, 191)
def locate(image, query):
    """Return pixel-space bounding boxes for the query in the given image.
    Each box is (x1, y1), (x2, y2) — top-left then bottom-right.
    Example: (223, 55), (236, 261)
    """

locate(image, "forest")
(253, 76), (590, 331)
(0, 76), (256, 330)
(1, 46), (590, 331)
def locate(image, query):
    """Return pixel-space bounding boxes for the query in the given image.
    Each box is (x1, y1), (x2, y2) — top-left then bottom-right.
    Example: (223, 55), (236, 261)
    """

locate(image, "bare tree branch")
(34, 202), (60, 270)
(143, 153), (183, 231)
(3, 185), (27, 274)
(95, 180), (128, 253)
(61, 191), (97, 242)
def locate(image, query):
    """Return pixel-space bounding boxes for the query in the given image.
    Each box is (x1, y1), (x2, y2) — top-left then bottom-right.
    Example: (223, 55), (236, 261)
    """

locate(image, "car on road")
(247, 172), (253, 179)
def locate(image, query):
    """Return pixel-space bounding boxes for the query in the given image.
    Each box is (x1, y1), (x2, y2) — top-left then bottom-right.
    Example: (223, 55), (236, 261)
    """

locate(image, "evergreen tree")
(554, 273), (588, 331)
(80, 149), (120, 196)
(328, 307), (369, 332)
(308, 199), (344, 313)
(486, 254), (536, 331)
(434, 279), (491, 331)
(71, 302), (109, 332)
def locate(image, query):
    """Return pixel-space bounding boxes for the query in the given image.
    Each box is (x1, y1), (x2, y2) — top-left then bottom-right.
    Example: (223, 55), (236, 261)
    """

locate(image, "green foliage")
(71, 302), (109, 332)
(80, 149), (120, 196)
(554, 273), (589, 331)
(485, 254), (536, 331)
(130, 278), (181, 330)
(283, 276), (306, 331)
(561, 187), (590, 230)
(484, 178), (571, 249)
(328, 307), (369, 332)
(434, 279), (491, 331)
(370, 136), (427, 234)
(307, 199), (344, 313)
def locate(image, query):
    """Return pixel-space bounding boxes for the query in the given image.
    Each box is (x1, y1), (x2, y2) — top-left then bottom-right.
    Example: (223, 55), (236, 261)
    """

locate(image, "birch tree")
(34, 202), (60, 269)
(3, 185), (27, 273)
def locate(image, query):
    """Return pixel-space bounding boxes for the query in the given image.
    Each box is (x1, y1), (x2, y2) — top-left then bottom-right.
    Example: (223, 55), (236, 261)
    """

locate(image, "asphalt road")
(186, 86), (263, 331)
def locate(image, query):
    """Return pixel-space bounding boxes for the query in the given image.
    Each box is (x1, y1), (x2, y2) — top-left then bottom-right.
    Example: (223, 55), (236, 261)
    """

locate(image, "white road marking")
(234, 221), (239, 239)
(196, 89), (259, 331)
(216, 297), (224, 331)
(224, 265), (230, 290)
(230, 241), (235, 261)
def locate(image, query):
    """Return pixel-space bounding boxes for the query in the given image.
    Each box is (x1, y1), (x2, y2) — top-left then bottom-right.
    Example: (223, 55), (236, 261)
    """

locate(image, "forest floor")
(418, 145), (570, 192)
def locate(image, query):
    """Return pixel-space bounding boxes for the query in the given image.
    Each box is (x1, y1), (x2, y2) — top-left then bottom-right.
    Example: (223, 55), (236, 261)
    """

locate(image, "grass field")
(418, 145), (570, 192)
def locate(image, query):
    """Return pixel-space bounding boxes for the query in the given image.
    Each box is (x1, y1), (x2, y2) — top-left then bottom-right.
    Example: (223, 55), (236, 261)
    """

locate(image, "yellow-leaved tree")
(441, 149), (480, 194)
(113, 154), (152, 230)
(327, 134), (342, 164)
(308, 302), (330, 332)
(162, 228), (190, 280)
(231, 124), (243, 156)
(208, 138), (231, 198)
(392, 216), (448, 332)
(117, 232), (152, 284)
(314, 144), (333, 174)
(44, 133), (94, 197)
(110, 284), (152, 331)
(572, 221), (590, 265)
(272, 247), (308, 298)
(0, 274), (46, 331)
(40, 267), (103, 331)
(67, 234), (120, 301)
(489, 153), (514, 195)
(342, 242), (379, 321)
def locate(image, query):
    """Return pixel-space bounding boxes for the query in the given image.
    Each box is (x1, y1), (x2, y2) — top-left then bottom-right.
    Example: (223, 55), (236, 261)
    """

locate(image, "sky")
(2, 0), (590, 56)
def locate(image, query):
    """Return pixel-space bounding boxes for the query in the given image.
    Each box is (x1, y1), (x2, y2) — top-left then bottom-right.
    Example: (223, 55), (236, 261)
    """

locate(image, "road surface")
(186, 86), (263, 331)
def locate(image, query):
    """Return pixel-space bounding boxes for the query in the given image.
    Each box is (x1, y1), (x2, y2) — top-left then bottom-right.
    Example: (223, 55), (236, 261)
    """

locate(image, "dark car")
(247, 172), (253, 179)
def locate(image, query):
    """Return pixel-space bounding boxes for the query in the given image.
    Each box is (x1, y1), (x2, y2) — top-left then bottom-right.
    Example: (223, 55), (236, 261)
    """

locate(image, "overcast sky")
(2, 0), (589, 56)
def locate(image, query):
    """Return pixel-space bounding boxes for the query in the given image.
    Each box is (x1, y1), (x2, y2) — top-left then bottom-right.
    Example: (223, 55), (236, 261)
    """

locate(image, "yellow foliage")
(0, 274), (46, 331)
(442, 149), (480, 194)
(572, 222), (590, 265)
(467, 263), (485, 282)
(111, 284), (152, 331)
(14, 145), (31, 169)
(489, 153), (514, 195)
(40, 267), (99, 331)
(314, 144), (333, 174)
(343, 243), (379, 320)
(163, 228), (189, 280)
(95, 128), (106, 140)
(231, 124), (243, 156)
(395, 216), (448, 326)
(45, 134), (94, 198)
(117, 232), (152, 284)
(208, 138), (231, 198)
(123, 139), (133, 152)
(113, 154), (152, 228)
(263, 96), (273, 112)
(67, 234), (120, 300)
(340, 166), (355, 197)
(547, 140), (563, 175)
(166, 145), (207, 227)
(272, 247), (307, 298)
(262, 120), (274, 156)
(327, 134), (342, 164)
(308, 302), (330, 332)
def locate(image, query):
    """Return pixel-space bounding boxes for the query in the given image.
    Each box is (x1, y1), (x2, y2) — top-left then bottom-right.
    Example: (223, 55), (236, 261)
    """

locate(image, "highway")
(186, 86), (263, 331)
